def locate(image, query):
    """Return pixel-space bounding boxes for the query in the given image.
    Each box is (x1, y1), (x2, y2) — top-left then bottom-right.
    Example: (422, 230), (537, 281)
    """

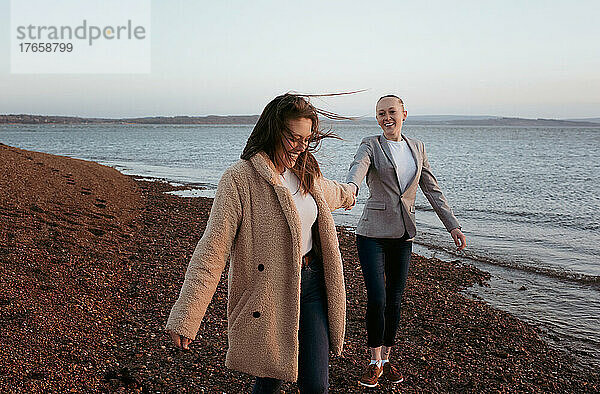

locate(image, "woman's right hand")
(167, 329), (193, 350)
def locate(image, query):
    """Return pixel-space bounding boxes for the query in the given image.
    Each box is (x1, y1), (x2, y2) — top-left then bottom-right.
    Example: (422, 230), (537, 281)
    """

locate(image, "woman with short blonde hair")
(347, 95), (466, 388)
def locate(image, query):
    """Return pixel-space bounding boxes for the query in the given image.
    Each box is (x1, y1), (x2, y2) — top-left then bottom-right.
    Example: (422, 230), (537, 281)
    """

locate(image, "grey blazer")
(346, 134), (460, 239)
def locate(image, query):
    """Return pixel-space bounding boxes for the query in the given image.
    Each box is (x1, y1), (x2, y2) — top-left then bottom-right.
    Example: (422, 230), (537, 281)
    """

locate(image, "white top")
(279, 169), (318, 256)
(386, 137), (417, 192)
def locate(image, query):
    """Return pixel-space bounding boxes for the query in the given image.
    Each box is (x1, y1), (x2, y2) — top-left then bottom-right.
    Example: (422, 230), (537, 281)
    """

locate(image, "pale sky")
(1, 0), (598, 118)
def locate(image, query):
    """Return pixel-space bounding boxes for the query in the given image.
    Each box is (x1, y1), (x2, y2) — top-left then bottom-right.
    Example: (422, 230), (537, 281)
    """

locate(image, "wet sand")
(1, 143), (598, 392)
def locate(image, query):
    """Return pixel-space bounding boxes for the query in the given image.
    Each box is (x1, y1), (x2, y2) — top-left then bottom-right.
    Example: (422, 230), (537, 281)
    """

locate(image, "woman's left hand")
(348, 182), (358, 196)
(345, 183), (358, 210)
(450, 228), (466, 251)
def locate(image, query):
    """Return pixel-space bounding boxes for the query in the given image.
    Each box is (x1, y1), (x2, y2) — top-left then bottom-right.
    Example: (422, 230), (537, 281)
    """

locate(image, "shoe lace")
(386, 363), (399, 374)
(366, 364), (379, 375)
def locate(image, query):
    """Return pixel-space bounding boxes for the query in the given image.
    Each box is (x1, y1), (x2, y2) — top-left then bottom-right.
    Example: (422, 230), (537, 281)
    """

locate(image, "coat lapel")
(310, 180), (328, 223)
(249, 152), (303, 264)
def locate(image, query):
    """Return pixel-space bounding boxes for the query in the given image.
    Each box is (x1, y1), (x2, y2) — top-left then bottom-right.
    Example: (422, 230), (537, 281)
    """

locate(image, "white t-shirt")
(386, 137), (417, 192)
(279, 169), (318, 256)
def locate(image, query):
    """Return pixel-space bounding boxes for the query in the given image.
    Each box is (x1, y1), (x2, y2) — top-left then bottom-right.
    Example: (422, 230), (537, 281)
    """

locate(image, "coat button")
(257, 264), (264, 271)
(252, 311), (261, 318)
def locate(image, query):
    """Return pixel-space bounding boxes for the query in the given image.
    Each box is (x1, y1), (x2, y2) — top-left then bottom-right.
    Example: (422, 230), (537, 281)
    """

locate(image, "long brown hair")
(241, 93), (344, 194)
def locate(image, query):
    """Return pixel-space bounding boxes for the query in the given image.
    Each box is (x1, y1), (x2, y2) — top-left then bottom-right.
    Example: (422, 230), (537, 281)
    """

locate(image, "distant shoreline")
(2, 114), (600, 127)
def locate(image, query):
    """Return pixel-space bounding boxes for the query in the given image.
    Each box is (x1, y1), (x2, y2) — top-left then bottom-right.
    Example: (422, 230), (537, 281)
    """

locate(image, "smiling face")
(276, 117), (313, 171)
(376, 97), (407, 141)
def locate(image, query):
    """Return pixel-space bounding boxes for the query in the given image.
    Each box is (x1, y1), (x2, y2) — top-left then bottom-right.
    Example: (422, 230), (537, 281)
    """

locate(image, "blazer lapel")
(401, 135), (421, 195)
(378, 134), (403, 194)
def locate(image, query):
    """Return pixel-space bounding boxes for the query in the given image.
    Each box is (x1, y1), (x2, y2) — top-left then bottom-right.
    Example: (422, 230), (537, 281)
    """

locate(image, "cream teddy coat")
(165, 151), (355, 382)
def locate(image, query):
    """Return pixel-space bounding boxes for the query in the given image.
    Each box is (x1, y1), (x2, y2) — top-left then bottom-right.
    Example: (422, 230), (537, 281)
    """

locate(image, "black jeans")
(356, 234), (412, 348)
(252, 257), (330, 394)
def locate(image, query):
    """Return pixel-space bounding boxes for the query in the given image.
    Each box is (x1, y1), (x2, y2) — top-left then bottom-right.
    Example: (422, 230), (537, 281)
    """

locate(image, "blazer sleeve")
(418, 144), (461, 232)
(319, 177), (355, 212)
(165, 168), (242, 340)
(346, 138), (372, 191)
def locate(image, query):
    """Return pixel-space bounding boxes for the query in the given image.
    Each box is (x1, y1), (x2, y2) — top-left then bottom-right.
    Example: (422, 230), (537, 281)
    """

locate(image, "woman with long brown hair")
(166, 93), (356, 393)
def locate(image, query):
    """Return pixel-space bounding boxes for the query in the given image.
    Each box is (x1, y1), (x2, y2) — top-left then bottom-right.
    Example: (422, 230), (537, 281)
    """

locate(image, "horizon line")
(2, 113), (600, 121)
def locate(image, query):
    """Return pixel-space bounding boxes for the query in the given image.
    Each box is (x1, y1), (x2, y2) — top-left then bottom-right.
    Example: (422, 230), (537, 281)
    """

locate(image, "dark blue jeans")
(356, 234), (412, 348)
(252, 257), (330, 394)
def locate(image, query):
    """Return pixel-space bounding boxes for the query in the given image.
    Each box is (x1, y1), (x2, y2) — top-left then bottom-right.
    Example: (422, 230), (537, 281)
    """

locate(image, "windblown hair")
(241, 93), (343, 195)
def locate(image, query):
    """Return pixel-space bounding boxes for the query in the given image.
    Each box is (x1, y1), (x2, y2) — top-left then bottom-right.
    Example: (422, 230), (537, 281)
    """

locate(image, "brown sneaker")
(382, 362), (404, 383)
(359, 363), (383, 388)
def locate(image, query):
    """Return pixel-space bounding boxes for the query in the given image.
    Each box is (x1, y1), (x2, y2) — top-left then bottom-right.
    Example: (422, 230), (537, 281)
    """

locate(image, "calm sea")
(2, 123), (599, 368)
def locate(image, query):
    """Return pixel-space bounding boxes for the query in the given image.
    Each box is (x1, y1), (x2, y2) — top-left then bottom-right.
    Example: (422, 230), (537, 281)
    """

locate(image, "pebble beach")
(1, 142), (598, 393)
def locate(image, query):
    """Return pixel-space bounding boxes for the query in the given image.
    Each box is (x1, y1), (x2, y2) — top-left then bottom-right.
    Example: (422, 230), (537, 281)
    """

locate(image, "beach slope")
(0, 144), (598, 392)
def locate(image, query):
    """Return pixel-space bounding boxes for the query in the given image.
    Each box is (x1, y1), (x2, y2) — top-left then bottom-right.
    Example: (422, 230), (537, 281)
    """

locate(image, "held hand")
(348, 182), (358, 196)
(167, 329), (193, 350)
(345, 183), (357, 211)
(450, 228), (466, 251)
